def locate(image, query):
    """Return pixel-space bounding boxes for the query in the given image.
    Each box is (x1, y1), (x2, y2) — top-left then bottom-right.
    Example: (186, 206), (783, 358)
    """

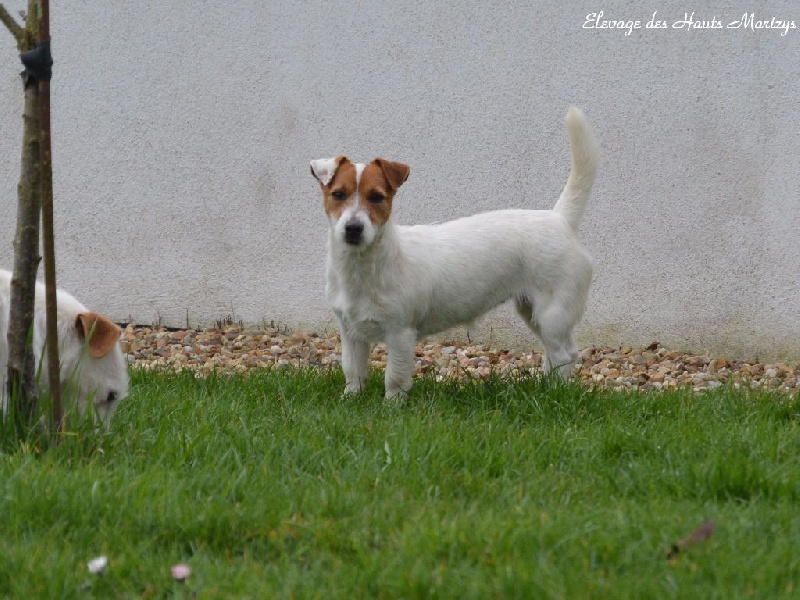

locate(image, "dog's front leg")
(384, 329), (417, 401)
(341, 334), (370, 395)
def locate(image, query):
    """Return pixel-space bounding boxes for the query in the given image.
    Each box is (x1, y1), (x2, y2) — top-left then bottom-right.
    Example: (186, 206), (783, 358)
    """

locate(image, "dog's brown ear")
(75, 312), (122, 358)
(374, 158), (410, 192)
(310, 155), (349, 186)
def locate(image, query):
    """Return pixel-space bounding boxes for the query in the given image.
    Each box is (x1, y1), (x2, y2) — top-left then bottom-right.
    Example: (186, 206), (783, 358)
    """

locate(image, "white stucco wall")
(1, 1), (798, 360)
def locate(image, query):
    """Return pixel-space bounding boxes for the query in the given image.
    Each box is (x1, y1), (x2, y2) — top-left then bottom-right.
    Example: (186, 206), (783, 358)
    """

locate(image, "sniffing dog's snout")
(344, 220), (364, 244)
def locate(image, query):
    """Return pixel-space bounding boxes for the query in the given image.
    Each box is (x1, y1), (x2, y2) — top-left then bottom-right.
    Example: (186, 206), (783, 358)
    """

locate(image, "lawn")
(1, 368), (798, 598)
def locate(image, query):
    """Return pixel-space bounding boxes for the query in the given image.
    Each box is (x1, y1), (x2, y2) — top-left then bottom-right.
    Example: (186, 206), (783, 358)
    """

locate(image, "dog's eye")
(105, 391), (118, 405)
(368, 192), (384, 204)
(331, 190), (346, 200)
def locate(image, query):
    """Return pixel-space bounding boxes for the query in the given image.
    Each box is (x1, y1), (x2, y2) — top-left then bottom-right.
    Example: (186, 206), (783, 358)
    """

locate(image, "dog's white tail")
(552, 106), (599, 231)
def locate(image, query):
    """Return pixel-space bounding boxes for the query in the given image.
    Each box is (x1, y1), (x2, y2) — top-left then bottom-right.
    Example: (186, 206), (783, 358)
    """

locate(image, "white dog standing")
(0, 270), (129, 423)
(311, 106), (599, 400)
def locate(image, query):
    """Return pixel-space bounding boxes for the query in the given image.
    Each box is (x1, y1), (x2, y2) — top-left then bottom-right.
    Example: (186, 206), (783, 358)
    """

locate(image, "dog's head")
(310, 156), (410, 248)
(60, 311), (129, 425)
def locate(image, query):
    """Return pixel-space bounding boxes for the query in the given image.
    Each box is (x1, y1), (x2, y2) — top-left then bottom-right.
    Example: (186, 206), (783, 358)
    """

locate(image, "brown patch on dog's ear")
(310, 155), (350, 186)
(373, 158), (410, 192)
(75, 312), (122, 358)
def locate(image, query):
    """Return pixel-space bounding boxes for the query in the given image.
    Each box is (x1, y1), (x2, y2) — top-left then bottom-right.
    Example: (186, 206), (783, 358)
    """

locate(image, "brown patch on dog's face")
(358, 158), (410, 225)
(311, 156), (410, 246)
(322, 156), (358, 222)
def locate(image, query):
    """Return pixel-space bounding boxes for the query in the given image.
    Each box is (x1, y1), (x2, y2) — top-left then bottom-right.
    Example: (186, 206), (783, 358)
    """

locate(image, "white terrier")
(0, 269), (129, 423)
(311, 106), (599, 399)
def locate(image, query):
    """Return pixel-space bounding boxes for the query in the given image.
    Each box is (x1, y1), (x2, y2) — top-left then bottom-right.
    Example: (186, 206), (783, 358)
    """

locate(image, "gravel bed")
(123, 325), (800, 396)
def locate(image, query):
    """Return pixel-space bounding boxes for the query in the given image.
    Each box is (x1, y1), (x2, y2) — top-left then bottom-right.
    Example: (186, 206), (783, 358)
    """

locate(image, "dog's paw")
(341, 383), (363, 398)
(384, 388), (408, 405)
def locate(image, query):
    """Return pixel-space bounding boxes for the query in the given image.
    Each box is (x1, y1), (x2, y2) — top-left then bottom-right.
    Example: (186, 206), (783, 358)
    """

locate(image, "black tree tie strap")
(19, 40), (53, 88)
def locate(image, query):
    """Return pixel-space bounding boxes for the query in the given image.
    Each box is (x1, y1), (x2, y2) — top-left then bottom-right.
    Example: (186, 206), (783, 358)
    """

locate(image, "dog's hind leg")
(537, 301), (580, 379)
(514, 294), (540, 338)
(515, 294), (551, 374)
(384, 328), (416, 401)
(342, 335), (370, 394)
(543, 333), (579, 379)
(517, 294), (580, 379)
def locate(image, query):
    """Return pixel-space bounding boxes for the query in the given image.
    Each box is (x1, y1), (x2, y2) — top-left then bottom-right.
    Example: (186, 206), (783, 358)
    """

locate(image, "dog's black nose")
(344, 220), (364, 244)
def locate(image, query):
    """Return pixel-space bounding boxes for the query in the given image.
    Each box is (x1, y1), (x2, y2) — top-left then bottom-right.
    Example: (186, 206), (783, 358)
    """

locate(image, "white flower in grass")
(87, 556), (108, 575)
(171, 563), (192, 582)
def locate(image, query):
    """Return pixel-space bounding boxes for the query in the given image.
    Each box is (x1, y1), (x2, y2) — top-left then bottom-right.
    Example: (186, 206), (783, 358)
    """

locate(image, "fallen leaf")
(667, 520), (715, 559)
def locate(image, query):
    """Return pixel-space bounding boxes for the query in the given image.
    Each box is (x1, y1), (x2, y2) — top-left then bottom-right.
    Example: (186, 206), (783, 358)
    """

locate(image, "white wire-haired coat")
(0, 270), (129, 424)
(311, 106), (599, 400)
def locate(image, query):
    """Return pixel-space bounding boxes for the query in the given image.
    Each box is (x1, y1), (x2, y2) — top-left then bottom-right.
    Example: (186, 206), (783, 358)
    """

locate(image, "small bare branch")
(0, 3), (25, 44)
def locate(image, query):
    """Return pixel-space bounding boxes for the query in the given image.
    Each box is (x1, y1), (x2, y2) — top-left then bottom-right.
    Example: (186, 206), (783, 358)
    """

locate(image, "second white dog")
(311, 106), (599, 399)
(0, 269), (129, 423)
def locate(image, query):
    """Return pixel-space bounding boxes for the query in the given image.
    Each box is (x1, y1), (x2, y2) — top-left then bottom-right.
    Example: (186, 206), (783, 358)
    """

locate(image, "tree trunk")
(7, 81), (42, 427)
(2, 1), (43, 429)
(36, 0), (61, 429)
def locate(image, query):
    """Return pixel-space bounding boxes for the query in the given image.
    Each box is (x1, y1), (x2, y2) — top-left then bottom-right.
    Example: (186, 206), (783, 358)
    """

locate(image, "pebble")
(124, 325), (799, 396)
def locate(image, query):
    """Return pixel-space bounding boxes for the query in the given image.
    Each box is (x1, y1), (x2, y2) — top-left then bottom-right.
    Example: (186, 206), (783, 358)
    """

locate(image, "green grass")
(1, 368), (799, 598)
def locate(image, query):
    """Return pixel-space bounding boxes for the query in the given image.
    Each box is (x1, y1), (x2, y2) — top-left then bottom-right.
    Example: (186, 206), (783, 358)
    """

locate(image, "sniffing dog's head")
(61, 311), (129, 424)
(310, 156), (410, 248)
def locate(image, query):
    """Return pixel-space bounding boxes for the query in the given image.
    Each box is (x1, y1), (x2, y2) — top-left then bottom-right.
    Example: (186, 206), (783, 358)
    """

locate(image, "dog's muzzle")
(344, 220), (364, 245)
